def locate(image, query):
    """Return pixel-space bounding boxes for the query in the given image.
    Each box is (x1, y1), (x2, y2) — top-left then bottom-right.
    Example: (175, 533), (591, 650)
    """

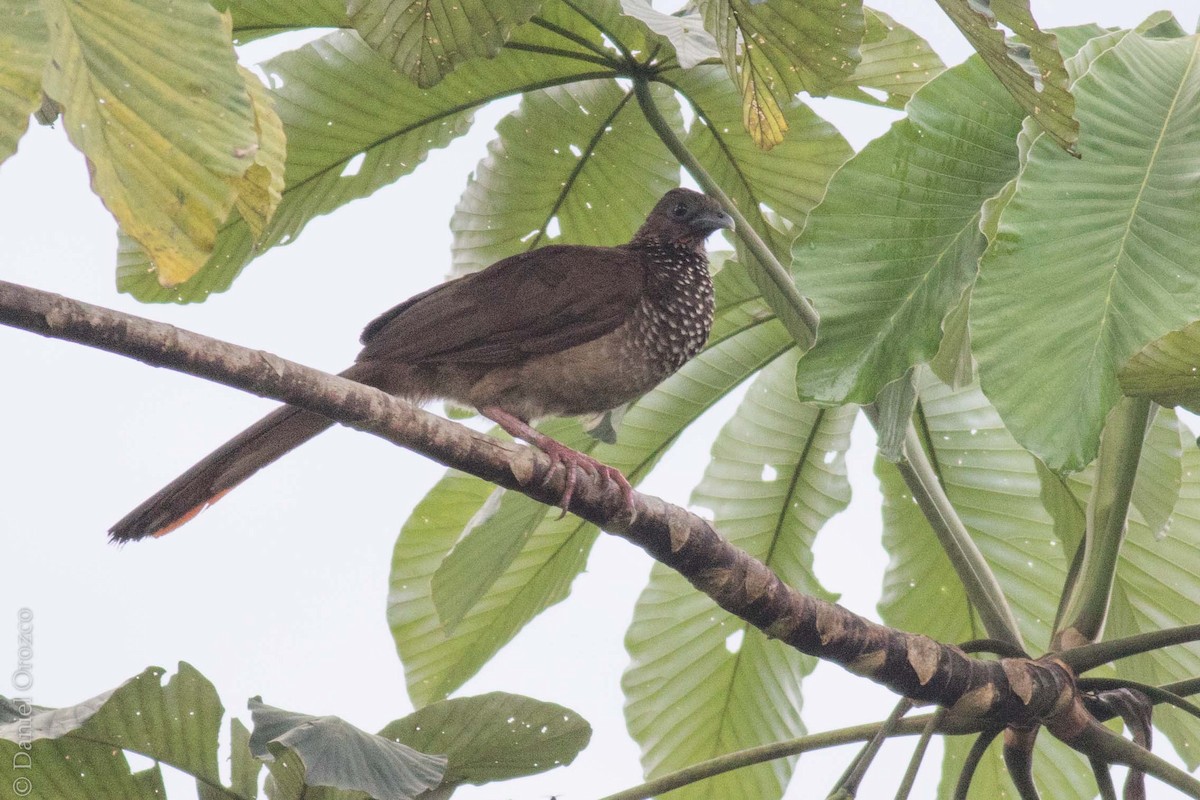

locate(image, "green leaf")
(41, 0), (257, 287)
(619, 0), (717, 68)
(1131, 407), (1183, 541)
(390, 306), (792, 705)
(231, 65), (286, 239)
(0, 0), (47, 168)
(1120, 320), (1200, 414)
(696, 0), (864, 148)
(973, 33), (1200, 471)
(933, 0), (1078, 154)
(450, 79), (679, 273)
(431, 485), (549, 631)
(877, 372), (1064, 650)
(231, 718), (261, 799)
(928, 288), (972, 389)
(348, 0), (542, 89)
(264, 752), (368, 800)
(874, 367), (918, 462)
(118, 29), (609, 302)
(249, 698), (445, 799)
(381, 692), (590, 784)
(792, 55), (1024, 405)
(0, 663), (242, 800)
(1136, 10), (1189, 39)
(623, 351), (854, 800)
(829, 9), (945, 109)
(198, 717), (260, 800)
(220, 0), (349, 42)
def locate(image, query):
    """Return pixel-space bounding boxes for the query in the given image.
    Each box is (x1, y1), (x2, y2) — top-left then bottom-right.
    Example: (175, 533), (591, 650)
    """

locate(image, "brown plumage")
(109, 188), (733, 542)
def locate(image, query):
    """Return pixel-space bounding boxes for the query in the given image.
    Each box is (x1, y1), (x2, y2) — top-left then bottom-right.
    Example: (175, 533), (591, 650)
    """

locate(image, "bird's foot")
(480, 407), (634, 518)
(535, 437), (634, 518)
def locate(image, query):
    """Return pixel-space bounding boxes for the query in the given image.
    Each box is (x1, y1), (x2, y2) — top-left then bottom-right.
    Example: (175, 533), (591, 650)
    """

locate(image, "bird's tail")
(108, 363), (391, 543)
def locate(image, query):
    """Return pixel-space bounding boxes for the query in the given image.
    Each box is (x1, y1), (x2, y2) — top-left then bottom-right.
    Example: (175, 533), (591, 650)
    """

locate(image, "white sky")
(2, 3), (1199, 799)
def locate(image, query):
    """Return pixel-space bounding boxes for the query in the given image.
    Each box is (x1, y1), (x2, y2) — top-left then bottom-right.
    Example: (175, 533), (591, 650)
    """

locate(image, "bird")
(108, 188), (734, 542)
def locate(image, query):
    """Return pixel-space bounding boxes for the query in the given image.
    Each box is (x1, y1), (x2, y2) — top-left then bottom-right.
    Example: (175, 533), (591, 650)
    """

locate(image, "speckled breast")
(619, 244), (715, 385)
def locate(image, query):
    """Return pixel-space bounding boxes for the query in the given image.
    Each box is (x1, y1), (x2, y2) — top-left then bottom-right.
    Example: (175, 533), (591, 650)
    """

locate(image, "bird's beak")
(695, 209), (735, 234)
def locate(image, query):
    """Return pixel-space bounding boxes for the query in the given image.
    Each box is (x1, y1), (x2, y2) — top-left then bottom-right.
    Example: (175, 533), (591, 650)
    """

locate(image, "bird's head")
(633, 188), (734, 250)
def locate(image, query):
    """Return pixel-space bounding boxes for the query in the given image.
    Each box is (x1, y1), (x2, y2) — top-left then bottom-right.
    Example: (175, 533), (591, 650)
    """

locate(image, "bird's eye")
(671, 203), (689, 218)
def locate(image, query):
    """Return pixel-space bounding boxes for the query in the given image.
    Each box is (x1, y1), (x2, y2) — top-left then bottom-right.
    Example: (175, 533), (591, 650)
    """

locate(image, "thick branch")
(0, 281), (1112, 742)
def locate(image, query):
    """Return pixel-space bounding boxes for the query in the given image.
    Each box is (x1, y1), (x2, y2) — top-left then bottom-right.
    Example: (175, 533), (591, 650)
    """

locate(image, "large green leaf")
(1120, 320), (1200, 414)
(390, 275), (791, 705)
(0, 663), (243, 800)
(829, 9), (945, 109)
(450, 79), (680, 273)
(933, 0), (1078, 154)
(0, 0), (47, 168)
(250, 699), (445, 798)
(348, 0), (543, 88)
(41, 0), (257, 287)
(792, 55), (1024, 406)
(623, 351), (854, 800)
(381, 692), (590, 784)
(118, 28), (610, 302)
(430, 480), (552, 631)
(973, 33), (1200, 472)
(696, 0), (863, 149)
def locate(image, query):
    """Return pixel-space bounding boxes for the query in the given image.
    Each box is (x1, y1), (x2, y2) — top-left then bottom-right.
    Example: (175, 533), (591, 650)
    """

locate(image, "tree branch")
(1, 279), (1165, 786)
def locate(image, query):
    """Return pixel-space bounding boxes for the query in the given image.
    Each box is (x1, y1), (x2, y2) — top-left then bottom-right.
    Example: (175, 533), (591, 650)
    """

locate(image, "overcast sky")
(3, 3), (1199, 799)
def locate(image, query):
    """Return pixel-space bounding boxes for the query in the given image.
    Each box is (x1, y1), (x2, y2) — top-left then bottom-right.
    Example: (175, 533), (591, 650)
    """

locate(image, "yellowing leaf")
(231, 66), (285, 240)
(40, 0), (257, 286)
(740, 62), (787, 149)
(698, 0), (864, 149)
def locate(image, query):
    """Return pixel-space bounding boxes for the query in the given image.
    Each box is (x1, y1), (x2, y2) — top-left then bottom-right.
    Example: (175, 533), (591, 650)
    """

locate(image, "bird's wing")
(356, 244), (644, 365)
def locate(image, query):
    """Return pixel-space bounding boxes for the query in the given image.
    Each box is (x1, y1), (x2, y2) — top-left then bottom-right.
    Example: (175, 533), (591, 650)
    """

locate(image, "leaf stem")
(867, 408), (1024, 648)
(1061, 623), (1200, 673)
(1068, 718), (1200, 797)
(830, 699), (913, 796)
(561, 0), (634, 62)
(528, 15), (614, 60)
(598, 714), (939, 800)
(1053, 397), (1154, 648)
(502, 41), (618, 68)
(894, 708), (946, 800)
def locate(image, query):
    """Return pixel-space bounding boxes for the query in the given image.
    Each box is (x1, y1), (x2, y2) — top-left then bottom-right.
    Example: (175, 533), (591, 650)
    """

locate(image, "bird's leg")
(480, 406), (634, 516)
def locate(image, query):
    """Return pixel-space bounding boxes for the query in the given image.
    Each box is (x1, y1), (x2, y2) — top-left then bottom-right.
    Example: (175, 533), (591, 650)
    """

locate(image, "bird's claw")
(537, 444), (633, 519)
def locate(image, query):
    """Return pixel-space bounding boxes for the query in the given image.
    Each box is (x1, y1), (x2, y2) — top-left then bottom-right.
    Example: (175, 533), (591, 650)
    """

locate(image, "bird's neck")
(628, 233), (708, 258)
(626, 239), (713, 307)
